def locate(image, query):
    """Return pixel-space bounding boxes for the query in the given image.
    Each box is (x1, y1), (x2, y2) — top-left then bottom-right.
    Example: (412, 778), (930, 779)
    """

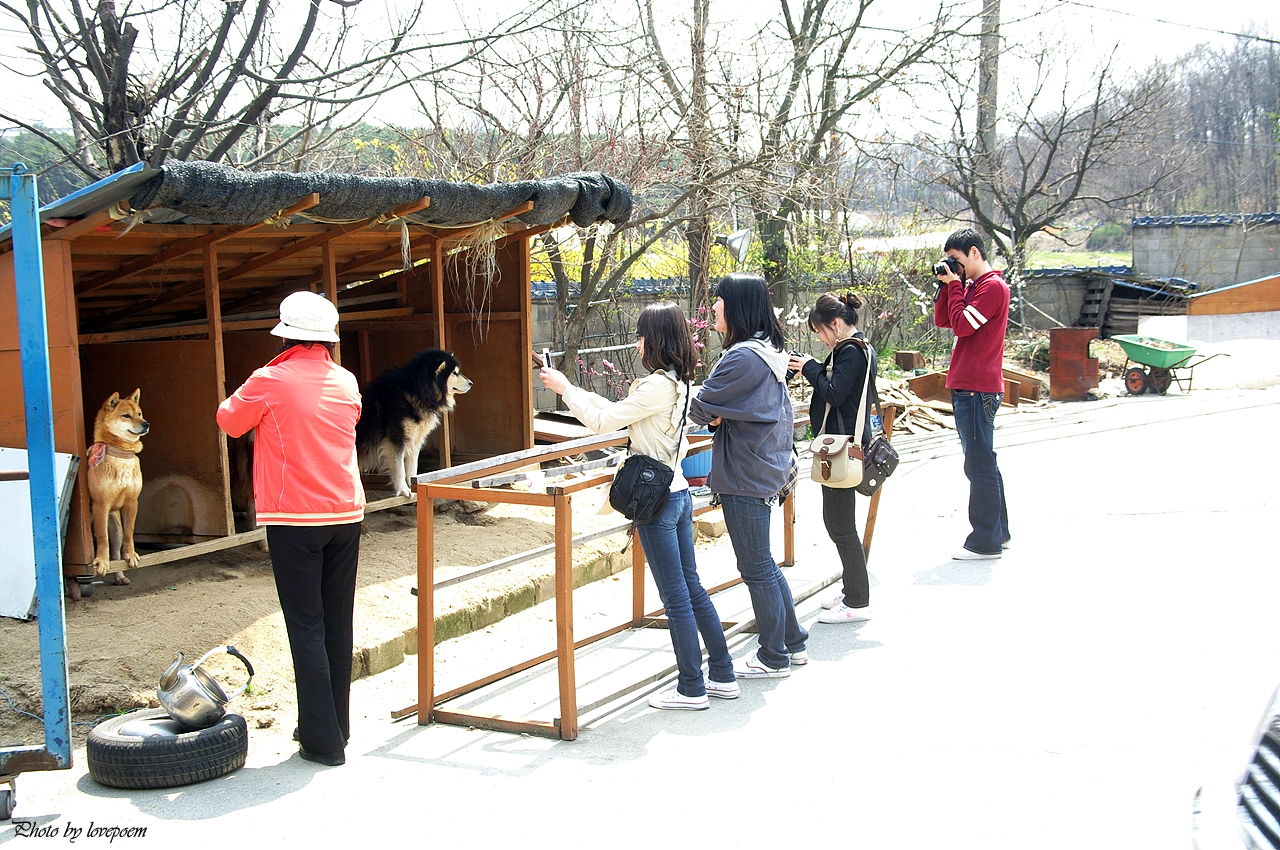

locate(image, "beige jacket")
(561, 370), (691, 491)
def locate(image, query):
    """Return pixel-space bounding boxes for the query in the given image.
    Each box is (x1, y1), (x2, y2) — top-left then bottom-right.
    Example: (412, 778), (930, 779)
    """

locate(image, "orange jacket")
(217, 345), (365, 526)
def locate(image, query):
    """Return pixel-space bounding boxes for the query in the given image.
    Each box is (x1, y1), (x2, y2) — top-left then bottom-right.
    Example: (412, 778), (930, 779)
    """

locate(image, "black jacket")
(801, 334), (875, 443)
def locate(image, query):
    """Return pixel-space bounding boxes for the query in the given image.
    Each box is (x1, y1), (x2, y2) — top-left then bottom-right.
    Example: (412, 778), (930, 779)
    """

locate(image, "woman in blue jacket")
(690, 273), (808, 677)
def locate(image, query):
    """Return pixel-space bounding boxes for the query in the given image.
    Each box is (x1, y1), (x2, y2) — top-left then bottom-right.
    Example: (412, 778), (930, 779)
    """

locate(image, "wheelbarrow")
(1112, 334), (1227, 395)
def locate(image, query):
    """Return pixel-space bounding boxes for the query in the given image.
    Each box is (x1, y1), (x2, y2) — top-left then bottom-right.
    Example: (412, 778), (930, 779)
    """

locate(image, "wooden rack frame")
(395, 428), (796, 741)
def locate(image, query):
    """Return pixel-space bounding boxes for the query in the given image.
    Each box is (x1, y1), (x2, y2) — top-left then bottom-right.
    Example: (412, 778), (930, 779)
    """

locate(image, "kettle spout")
(157, 653), (185, 692)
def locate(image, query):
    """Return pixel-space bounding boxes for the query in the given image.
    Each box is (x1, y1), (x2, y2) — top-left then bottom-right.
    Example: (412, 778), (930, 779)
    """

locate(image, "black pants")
(821, 485), (869, 608)
(267, 523), (361, 755)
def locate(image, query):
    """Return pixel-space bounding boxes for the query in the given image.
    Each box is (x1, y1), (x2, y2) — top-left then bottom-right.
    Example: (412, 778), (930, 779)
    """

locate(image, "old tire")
(86, 709), (247, 789)
(1148, 367), (1172, 394)
(0, 786), (14, 820)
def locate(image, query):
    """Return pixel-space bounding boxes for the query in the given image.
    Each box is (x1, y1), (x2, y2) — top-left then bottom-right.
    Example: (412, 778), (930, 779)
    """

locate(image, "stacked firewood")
(878, 380), (956, 435)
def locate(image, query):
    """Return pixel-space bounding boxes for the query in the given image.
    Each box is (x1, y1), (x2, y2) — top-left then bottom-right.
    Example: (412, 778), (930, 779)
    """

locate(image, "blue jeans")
(718, 494), (808, 669)
(634, 489), (734, 696)
(951, 390), (1010, 554)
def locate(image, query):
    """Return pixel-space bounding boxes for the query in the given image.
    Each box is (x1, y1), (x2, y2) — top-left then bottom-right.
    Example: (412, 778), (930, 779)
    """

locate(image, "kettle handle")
(224, 645), (255, 698)
(192, 644), (255, 700)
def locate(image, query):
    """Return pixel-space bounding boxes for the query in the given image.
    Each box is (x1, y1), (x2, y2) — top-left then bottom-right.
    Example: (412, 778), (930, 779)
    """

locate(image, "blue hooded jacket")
(689, 338), (793, 499)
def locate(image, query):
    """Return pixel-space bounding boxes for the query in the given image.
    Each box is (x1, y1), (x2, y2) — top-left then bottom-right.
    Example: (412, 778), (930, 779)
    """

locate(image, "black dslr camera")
(933, 256), (964, 279)
(785, 350), (804, 382)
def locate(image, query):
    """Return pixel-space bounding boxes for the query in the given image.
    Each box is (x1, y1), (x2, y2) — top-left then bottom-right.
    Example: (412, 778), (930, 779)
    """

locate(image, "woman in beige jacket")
(540, 302), (736, 710)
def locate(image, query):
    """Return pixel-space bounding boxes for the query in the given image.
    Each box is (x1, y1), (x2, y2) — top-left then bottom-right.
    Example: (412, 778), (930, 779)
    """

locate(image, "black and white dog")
(356, 349), (473, 497)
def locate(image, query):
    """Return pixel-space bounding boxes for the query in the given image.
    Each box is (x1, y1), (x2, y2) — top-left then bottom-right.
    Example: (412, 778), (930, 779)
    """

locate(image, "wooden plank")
(437, 201), (536, 243)
(423, 483), (554, 507)
(79, 325), (210, 344)
(1187, 276), (1280, 316)
(431, 710), (560, 739)
(45, 206), (125, 242)
(414, 431), (627, 487)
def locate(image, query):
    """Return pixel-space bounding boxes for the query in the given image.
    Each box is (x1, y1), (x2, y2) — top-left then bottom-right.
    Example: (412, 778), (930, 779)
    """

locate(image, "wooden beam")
(322, 241), (338, 365)
(45, 206), (126, 242)
(204, 244), (236, 537)
(437, 201), (536, 244)
(366, 195), (431, 228)
(74, 193), (320, 295)
(79, 325), (210, 345)
(219, 196), (430, 287)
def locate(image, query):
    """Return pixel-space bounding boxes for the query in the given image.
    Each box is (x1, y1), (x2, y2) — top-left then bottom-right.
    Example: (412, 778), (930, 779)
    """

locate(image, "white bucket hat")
(271, 291), (340, 342)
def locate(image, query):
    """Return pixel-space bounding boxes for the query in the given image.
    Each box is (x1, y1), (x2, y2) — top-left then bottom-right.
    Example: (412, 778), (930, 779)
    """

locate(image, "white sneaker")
(820, 593), (844, 610)
(789, 650), (809, 666)
(733, 651), (790, 679)
(705, 680), (740, 700)
(1001, 538), (1012, 550)
(818, 603), (871, 624)
(953, 547), (1001, 560)
(648, 688), (710, 711)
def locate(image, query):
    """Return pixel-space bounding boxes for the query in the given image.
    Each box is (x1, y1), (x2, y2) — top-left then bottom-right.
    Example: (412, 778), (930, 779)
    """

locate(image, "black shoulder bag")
(608, 382), (690, 524)
(850, 342), (900, 497)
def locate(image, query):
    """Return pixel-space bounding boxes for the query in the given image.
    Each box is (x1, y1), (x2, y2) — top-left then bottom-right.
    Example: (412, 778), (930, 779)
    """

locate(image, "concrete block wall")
(1134, 222), (1280, 289)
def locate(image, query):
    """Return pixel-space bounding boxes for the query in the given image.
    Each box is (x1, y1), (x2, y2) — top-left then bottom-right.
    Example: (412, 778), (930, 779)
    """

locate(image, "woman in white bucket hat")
(217, 290), (364, 766)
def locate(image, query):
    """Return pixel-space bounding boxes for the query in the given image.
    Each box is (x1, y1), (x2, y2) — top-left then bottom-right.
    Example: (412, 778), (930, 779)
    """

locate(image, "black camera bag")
(608, 381), (690, 525)
(609, 454), (674, 523)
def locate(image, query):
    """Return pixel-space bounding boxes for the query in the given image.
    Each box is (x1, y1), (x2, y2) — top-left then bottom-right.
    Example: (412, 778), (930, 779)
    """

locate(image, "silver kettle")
(157, 645), (254, 731)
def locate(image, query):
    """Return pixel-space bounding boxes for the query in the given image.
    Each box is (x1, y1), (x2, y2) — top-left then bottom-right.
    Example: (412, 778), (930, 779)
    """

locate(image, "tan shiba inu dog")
(86, 389), (149, 587)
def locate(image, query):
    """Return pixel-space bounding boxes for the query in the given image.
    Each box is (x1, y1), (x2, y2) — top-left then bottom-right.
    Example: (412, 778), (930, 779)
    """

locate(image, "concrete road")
(5, 388), (1279, 849)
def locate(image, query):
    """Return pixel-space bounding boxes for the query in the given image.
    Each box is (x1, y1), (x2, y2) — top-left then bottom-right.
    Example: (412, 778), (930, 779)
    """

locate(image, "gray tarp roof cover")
(128, 160), (633, 228)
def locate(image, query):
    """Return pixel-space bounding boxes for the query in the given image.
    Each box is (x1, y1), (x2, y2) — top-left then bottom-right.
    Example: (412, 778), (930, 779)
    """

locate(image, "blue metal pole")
(6, 163), (72, 770)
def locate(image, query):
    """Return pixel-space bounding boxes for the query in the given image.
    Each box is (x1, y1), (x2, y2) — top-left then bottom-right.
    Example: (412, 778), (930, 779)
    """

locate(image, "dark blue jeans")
(635, 489), (734, 696)
(951, 390), (1010, 555)
(718, 494), (808, 669)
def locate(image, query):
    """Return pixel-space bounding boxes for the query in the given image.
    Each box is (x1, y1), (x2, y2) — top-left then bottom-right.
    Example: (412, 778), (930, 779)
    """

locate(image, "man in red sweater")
(933, 228), (1011, 559)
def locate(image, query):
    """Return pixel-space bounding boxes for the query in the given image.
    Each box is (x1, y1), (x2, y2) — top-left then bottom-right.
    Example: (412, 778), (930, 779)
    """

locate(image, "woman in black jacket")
(788, 291), (875, 624)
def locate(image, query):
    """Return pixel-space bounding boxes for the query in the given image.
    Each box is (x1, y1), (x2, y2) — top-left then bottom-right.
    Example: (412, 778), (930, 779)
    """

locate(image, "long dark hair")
(714, 273), (785, 350)
(280, 339), (336, 356)
(807, 291), (863, 332)
(636, 302), (696, 383)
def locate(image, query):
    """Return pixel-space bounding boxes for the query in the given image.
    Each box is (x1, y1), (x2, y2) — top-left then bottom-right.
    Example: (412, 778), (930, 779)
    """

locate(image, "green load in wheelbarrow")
(1111, 334), (1223, 395)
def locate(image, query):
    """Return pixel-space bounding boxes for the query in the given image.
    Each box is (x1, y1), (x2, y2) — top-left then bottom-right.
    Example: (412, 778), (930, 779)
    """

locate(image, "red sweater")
(934, 269), (1010, 393)
(217, 345), (365, 526)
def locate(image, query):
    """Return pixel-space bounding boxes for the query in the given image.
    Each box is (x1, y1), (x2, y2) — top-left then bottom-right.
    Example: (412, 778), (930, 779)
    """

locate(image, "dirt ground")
(0, 493), (627, 747)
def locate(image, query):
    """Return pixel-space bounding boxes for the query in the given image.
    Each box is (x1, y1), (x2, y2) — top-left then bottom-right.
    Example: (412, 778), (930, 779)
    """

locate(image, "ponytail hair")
(806, 291), (863, 332)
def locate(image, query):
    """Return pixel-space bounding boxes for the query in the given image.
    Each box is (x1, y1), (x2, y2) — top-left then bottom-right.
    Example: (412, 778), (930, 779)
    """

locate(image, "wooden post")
(416, 484), (435, 726)
(862, 405), (898, 562)
(204, 244), (235, 536)
(431, 238), (451, 466)
(553, 491), (577, 740)
(321, 241), (339, 366)
(781, 491), (795, 566)
(631, 531), (645, 626)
